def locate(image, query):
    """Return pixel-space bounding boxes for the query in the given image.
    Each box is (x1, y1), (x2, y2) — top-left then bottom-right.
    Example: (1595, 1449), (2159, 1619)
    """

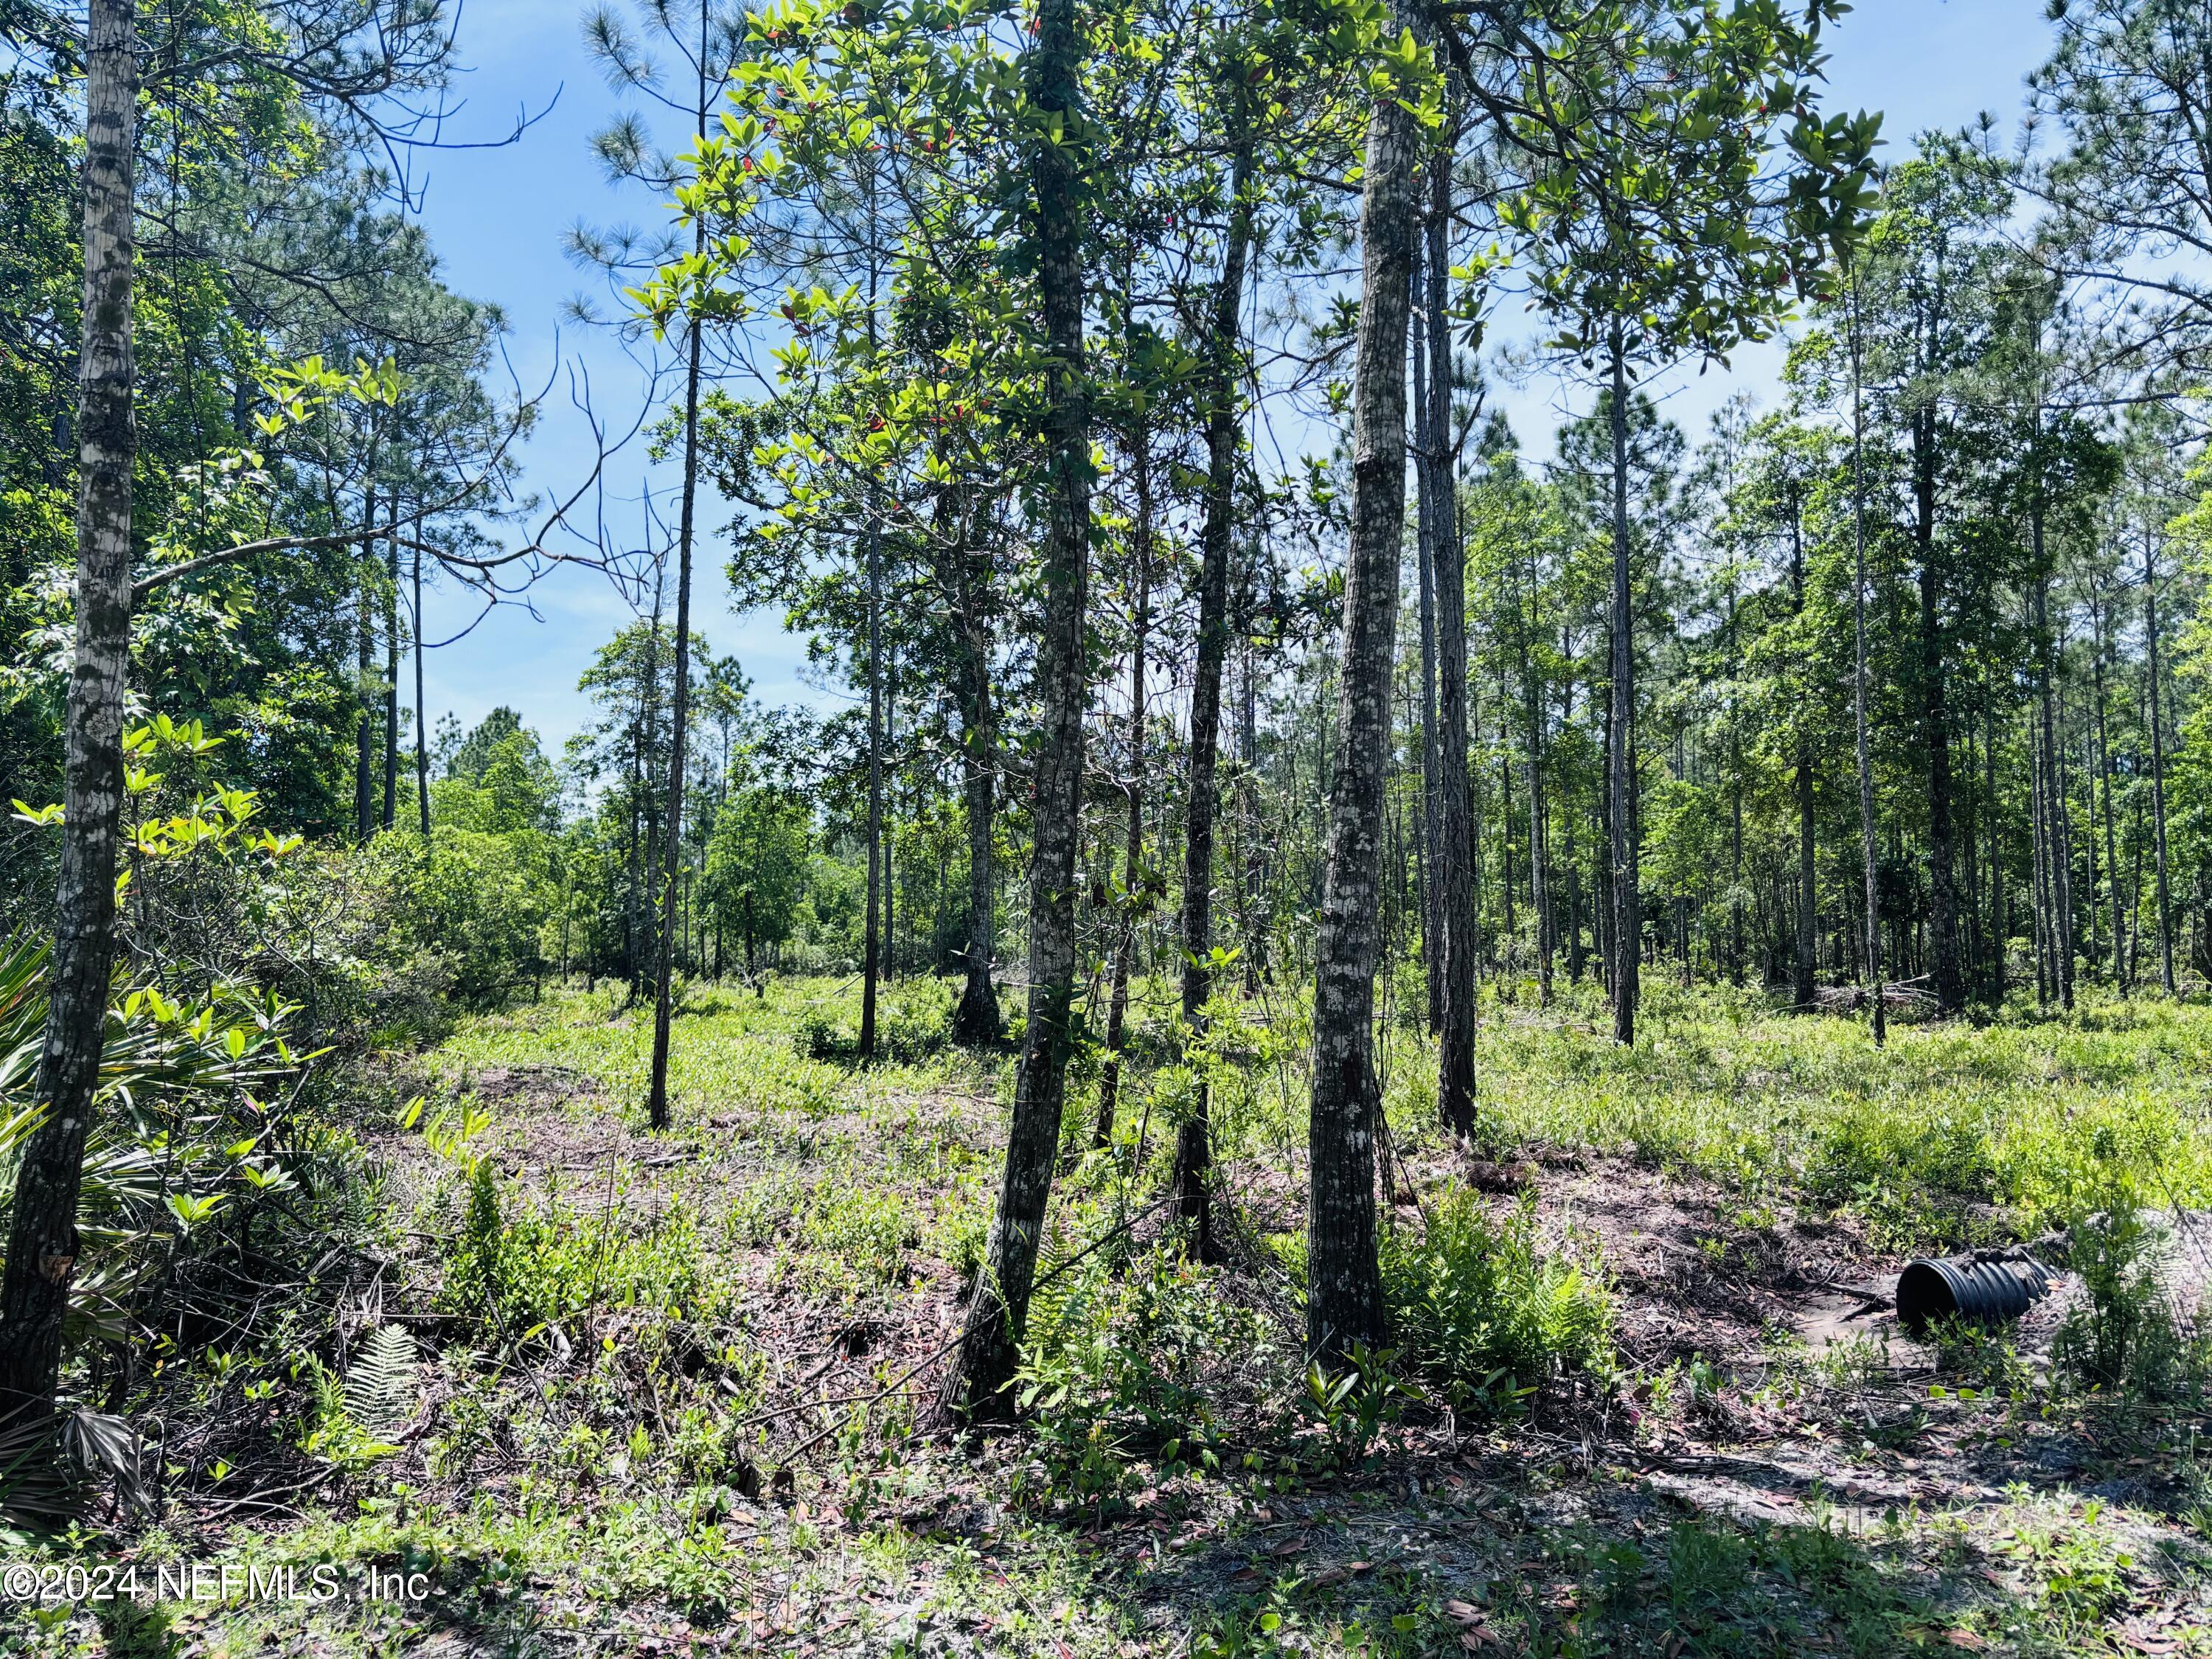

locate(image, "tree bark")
(1411, 258), (1443, 1034)
(0, 0), (139, 1418)
(1425, 161), (1476, 1133)
(2128, 793), (2146, 987)
(2145, 522), (2177, 995)
(1725, 559), (1745, 986)
(943, 0), (1091, 1415)
(949, 511), (1001, 1045)
(876, 633), (885, 973)
(1606, 325), (1639, 1046)
(383, 497), (400, 832)
(2031, 408), (2073, 1012)
(1564, 675), (1585, 984)
(2091, 584), (2125, 991)
(1096, 425), (1151, 1150)
(1790, 506), (1816, 1011)
(1912, 403), (1966, 1014)
(1849, 275), (1882, 1043)
(2031, 695), (2052, 1006)
(355, 488), (377, 844)
(1306, 61), (1417, 1366)
(1170, 125), (1254, 1256)
(857, 164), (888, 1053)
(629, 571), (663, 999)
(645, 32), (713, 1130)
(413, 516), (430, 841)
(1520, 554), (1551, 1007)
(2044, 668), (2062, 1009)
(1239, 637), (1269, 990)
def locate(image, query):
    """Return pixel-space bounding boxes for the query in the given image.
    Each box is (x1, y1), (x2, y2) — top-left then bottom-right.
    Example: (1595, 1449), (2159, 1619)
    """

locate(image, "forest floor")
(15, 976), (2212, 1658)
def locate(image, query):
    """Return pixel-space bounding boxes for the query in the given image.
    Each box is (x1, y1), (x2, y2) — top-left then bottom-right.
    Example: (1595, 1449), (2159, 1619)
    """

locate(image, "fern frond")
(341, 1325), (418, 1436)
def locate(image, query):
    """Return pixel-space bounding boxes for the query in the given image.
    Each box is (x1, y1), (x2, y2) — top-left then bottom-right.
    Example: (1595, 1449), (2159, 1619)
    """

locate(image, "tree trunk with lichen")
(1306, 63), (1417, 1366)
(1425, 155), (1475, 1134)
(942, 0), (1091, 1416)
(0, 0), (139, 1419)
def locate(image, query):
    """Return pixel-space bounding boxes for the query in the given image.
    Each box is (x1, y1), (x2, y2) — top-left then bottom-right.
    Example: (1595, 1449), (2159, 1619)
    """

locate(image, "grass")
(1455, 978), (2212, 1247)
(13, 973), (2212, 1656)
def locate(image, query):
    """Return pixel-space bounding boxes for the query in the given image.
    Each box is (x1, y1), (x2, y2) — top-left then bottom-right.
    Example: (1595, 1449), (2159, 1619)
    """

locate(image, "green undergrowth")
(428, 978), (1005, 1130)
(15, 976), (2212, 1658)
(1381, 1189), (1615, 1413)
(1450, 978), (2212, 1247)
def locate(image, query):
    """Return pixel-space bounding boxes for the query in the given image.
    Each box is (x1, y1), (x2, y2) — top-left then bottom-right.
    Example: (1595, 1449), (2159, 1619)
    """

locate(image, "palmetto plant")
(0, 934), (303, 1520)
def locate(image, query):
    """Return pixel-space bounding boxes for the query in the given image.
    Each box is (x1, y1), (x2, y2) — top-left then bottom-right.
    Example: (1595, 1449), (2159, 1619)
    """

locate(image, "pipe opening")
(1896, 1253), (2055, 1335)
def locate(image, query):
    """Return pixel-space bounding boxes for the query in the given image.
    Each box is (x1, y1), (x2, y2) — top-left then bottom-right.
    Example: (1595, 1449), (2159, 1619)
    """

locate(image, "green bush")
(2053, 1165), (2209, 1402)
(0, 947), (308, 1354)
(880, 981), (952, 1062)
(1014, 1245), (1262, 1506)
(787, 982), (950, 1065)
(793, 1004), (844, 1061)
(363, 827), (555, 1017)
(791, 1177), (922, 1294)
(439, 1160), (707, 1335)
(1381, 1188), (1613, 1413)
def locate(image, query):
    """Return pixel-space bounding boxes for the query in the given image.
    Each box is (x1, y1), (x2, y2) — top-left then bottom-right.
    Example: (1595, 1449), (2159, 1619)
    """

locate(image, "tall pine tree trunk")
(943, 0), (1091, 1413)
(644, 302), (700, 1122)
(2053, 674), (2077, 1007)
(2031, 700), (2052, 1006)
(1913, 408), (1966, 1013)
(355, 489), (377, 844)
(855, 188), (886, 1060)
(0, 0), (139, 1416)
(2031, 403), (2073, 1012)
(1171, 125), (1253, 1255)
(1564, 675), (1585, 984)
(1606, 326), (1639, 1046)
(1411, 254), (1443, 1034)
(1425, 161), (1476, 1133)
(1850, 279), (1884, 1043)
(950, 512), (1001, 1045)
(1306, 53), (1417, 1365)
(1239, 637), (1270, 990)
(1791, 511), (1816, 1010)
(1520, 553), (1552, 1007)
(383, 498), (400, 832)
(2145, 524), (2177, 995)
(2092, 586), (2126, 992)
(1725, 566), (1745, 986)
(413, 524), (431, 840)
(633, 574), (664, 1001)
(647, 14), (723, 1124)
(876, 641), (885, 987)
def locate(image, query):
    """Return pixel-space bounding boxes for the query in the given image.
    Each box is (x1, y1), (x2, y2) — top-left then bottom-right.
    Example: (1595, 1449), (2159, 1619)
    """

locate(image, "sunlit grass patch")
(1408, 980), (2212, 1250)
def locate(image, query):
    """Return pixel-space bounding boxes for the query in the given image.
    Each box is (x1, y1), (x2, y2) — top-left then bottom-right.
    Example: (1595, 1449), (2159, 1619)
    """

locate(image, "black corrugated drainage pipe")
(1895, 1252), (2056, 1335)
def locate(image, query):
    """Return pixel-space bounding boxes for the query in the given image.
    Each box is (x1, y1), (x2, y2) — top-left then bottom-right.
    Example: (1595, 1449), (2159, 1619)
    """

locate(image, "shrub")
(361, 828), (555, 1018)
(793, 1004), (844, 1061)
(880, 981), (951, 1062)
(1381, 1188), (1613, 1413)
(1014, 1245), (1266, 1506)
(0, 947), (305, 1355)
(438, 1160), (708, 1335)
(791, 1177), (922, 1293)
(788, 983), (950, 1065)
(2053, 1165), (2210, 1402)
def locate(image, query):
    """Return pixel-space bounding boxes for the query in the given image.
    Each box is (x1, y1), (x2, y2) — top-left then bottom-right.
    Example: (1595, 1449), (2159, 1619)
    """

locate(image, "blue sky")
(406, 0), (2049, 752)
